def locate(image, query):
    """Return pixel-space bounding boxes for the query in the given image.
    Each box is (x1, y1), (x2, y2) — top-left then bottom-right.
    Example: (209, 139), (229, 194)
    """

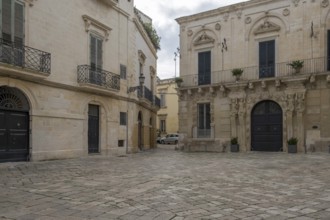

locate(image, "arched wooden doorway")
(251, 100), (283, 152)
(0, 86), (30, 162)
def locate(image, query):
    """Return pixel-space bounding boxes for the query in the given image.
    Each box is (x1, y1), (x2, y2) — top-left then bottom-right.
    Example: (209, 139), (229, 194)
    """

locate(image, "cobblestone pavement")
(1, 146), (330, 220)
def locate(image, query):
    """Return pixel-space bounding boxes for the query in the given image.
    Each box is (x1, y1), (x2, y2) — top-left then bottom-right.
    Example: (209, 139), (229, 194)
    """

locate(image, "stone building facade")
(0, 0), (159, 162)
(176, 0), (330, 153)
(157, 78), (179, 135)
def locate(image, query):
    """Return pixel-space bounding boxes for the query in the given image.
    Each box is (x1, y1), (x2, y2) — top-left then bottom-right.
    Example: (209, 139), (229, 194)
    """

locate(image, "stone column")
(238, 98), (246, 151)
(285, 94), (295, 152)
(230, 99), (238, 138)
(296, 93), (306, 152)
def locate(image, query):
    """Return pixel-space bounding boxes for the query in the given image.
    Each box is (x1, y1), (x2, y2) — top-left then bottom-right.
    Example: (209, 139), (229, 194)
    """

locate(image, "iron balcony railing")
(181, 57), (329, 87)
(77, 65), (120, 91)
(136, 86), (160, 107)
(0, 38), (51, 74)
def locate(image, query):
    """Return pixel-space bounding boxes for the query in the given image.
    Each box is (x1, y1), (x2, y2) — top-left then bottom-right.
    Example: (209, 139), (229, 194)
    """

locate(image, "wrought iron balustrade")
(144, 86), (153, 103)
(181, 57), (329, 87)
(136, 86), (159, 107)
(77, 65), (120, 91)
(0, 39), (51, 74)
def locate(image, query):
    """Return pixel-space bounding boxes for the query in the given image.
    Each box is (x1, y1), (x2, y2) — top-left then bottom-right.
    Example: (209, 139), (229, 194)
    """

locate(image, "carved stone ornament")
(223, 12), (230, 22)
(283, 9), (290, 16)
(327, 75), (330, 83)
(187, 30), (193, 37)
(193, 32), (215, 46)
(254, 19), (281, 35)
(236, 9), (243, 19)
(292, 0), (300, 7)
(215, 23), (221, 31)
(245, 17), (252, 24)
(275, 79), (281, 87)
(322, 0), (329, 7)
(248, 82), (254, 90)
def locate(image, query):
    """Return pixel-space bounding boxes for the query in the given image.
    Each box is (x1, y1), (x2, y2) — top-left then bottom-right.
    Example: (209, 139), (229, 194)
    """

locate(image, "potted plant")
(175, 77), (183, 87)
(288, 60), (304, 74)
(287, 137), (298, 153)
(230, 137), (239, 152)
(232, 68), (243, 81)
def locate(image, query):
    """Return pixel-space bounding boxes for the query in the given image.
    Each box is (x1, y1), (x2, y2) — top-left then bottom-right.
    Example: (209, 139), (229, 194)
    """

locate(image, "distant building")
(0, 0), (159, 162)
(157, 78), (179, 136)
(176, 0), (330, 152)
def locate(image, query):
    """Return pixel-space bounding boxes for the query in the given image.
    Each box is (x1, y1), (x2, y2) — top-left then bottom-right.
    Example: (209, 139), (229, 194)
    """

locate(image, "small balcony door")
(198, 51), (211, 85)
(90, 35), (104, 85)
(259, 40), (275, 78)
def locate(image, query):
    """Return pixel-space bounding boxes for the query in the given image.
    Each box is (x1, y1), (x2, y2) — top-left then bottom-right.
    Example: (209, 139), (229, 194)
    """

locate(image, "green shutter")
(14, 2), (24, 45)
(2, 0), (12, 42)
(90, 36), (96, 70)
(90, 35), (102, 71)
(96, 38), (102, 70)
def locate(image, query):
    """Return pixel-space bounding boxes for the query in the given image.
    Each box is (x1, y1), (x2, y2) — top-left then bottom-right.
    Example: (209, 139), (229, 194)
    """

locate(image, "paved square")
(1, 147), (330, 220)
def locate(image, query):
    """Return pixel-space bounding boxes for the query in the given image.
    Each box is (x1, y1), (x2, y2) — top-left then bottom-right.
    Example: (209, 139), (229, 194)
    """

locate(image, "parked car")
(156, 136), (163, 144)
(160, 133), (179, 145)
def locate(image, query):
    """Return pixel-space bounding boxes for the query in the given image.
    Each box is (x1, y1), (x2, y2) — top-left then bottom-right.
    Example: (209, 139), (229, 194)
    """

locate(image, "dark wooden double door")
(251, 101), (283, 152)
(88, 105), (99, 153)
(0, 110), (29, 162)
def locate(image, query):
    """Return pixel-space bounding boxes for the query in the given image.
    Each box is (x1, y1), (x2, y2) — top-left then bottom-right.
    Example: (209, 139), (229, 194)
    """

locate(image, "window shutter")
(14, 2), (24, 46)
(96, 38), (102, 70)
(90, 36), (96, 70)
(2, 0), (12, 43)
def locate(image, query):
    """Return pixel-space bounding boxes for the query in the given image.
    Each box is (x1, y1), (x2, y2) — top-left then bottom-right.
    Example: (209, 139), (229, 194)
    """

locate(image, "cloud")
(134, 0), (249, 79)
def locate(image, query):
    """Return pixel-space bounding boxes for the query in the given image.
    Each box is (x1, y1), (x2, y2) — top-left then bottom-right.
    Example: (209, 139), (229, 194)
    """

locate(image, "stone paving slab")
(0, 146), (330, 219)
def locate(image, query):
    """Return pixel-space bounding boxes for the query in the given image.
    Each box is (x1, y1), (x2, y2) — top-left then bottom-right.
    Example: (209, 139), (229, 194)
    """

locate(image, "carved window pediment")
(254, 20), (281, 35)
(194, 32), (215, 46)
(82, 15), (112, 41)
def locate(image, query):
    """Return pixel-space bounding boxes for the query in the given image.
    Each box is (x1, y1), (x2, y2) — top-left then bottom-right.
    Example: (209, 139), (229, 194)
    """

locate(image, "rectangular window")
(1, 0), (24, 44)
(259, 40), (275, 78)
(160, 93), (166, 108)
(198, 51), (211, 85)
(160, 119), (166, 133)
(120, 64), (127, 79)
(118, 140), (124, 147)
(120, 112), (127, 125)
(197, 103), (211, 138)
(1, 0), (24, 66)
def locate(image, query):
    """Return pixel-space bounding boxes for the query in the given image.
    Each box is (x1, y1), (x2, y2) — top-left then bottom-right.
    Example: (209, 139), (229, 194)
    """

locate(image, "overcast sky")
(134, 0), (249, 79)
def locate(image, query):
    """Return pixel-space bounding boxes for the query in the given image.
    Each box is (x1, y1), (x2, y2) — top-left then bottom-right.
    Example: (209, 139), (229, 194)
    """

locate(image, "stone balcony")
(180, 57), (330, 88)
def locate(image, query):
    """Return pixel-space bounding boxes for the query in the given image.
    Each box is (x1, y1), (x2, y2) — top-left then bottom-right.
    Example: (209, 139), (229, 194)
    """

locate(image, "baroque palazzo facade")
(176, 0), (330, 153)
(0, 0), (159, 162)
